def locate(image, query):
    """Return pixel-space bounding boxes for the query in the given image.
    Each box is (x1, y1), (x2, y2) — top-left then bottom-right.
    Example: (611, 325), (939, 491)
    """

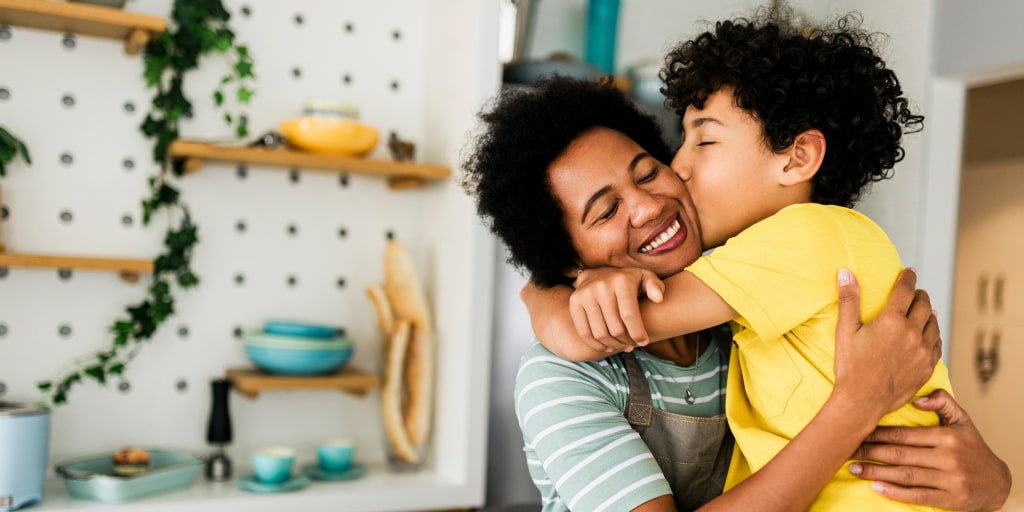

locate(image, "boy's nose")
(670, 151), (692, 181)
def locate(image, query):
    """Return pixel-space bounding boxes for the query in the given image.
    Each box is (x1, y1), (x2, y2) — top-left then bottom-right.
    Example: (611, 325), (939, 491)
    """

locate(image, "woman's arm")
(852, 389), (1011, 511)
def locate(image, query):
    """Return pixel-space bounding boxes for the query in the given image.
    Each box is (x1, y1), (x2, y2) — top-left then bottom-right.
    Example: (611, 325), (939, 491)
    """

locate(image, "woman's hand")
(832, 267), (942, 420)
(569, 267), (665, 352)
(852, 389), (1011, 512)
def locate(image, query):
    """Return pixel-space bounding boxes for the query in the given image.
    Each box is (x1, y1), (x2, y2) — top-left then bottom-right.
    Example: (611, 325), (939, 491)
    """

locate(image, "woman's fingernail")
(914, 397), (928, 405)
(871, 481), (885, 493)
(849, 463), (862, 475)
(838, 268), (853, 286)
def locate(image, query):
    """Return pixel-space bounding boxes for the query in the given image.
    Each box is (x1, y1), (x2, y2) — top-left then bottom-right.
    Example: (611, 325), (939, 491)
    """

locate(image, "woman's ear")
(779, 129), (826, 186)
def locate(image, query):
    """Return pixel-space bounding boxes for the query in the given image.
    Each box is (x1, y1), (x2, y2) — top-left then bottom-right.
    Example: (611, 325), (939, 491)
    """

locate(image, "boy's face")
(548, 127), (704, 279)
(671, 87), (792, 249)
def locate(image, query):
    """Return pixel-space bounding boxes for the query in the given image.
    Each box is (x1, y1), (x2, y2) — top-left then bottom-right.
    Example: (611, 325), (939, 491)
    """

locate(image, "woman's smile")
(639, 215), (685, 255)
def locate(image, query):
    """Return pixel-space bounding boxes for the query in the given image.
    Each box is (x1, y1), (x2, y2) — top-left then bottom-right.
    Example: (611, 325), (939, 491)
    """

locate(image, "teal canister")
(585, 0), (621, 74)
(0, 401), (51, 512)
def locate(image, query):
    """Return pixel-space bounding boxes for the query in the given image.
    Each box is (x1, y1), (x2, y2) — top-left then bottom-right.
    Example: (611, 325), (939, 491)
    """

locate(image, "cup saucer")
(236, 473), (311, 493)
(301, 462), (367, 481)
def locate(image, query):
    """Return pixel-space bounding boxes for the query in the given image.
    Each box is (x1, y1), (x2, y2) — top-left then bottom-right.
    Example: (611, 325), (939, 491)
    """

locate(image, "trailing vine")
(37, 0), (255, 404)
(0, 125), (31, 176)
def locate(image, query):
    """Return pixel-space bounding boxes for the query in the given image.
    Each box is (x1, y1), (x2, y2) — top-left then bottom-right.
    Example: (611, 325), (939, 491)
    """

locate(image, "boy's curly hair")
(661, 9), (924, 207)
(461, 77), (672, 287)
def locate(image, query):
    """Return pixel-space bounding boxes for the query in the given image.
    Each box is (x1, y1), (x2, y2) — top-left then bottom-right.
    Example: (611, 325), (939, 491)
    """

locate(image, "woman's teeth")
(640, 219), (681, 253)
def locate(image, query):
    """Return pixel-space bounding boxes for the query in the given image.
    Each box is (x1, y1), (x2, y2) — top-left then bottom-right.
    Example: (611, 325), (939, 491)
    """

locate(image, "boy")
(523, 10), (952, 511)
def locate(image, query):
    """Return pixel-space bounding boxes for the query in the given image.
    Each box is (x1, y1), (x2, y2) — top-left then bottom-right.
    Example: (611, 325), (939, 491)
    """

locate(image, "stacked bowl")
(243, 321), (354, 376)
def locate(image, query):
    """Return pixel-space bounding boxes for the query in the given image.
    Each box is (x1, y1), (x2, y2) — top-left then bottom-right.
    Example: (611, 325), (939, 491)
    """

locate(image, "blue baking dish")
(55, 449), (203, 503)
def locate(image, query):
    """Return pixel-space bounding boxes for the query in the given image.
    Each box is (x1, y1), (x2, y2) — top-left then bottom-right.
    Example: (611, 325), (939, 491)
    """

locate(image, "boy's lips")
(639, 215), (686, 255)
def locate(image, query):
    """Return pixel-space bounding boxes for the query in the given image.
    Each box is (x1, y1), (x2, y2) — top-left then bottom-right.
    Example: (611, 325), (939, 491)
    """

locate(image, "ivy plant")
(37, 0), (255, 404)
(0, 125), (32, 176)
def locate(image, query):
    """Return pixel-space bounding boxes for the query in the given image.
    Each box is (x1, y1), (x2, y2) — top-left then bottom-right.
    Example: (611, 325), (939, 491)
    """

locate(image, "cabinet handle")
(978, 275), (988, 312)
(975, 329), (1000, 386)
(993, 274), (1004, 313)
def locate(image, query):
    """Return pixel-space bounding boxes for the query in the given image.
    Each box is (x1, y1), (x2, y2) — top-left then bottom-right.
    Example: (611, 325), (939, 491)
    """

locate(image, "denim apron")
(624, 343), (733, 512)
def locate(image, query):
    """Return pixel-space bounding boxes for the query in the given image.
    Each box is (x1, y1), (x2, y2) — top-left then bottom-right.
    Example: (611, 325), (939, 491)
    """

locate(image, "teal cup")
(316, 439), (355, 472)
(252, 447), (295, 484)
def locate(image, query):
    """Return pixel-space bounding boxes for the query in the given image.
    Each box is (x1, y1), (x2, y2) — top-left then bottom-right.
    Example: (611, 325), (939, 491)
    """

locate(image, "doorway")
(949, 78), (1024, 504)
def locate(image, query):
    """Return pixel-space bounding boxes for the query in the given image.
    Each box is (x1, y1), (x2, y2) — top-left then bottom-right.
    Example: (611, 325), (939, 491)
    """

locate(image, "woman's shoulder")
(517, 342), (628, 384)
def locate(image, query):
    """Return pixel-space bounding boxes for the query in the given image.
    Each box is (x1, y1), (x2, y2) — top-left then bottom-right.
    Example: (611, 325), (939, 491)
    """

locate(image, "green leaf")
(235, 122), (248, 138)
(236, 86), (254, 103)
(109, 363), (126, 375)
(84, 366), (107, 385)
(37, 381), (52, 391)
(234, 59), (254, 79)
(0, 143), (14, 163)
(213, 90), (224, 106)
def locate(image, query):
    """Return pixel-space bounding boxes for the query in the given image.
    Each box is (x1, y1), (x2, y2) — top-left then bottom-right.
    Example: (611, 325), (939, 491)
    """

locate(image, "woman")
(460, 76), (1009, 511)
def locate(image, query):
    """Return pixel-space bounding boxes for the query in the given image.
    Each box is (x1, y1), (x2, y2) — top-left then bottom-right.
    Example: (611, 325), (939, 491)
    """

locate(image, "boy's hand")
(852, 389), (1011, 512)
(569, 267), (665, 352)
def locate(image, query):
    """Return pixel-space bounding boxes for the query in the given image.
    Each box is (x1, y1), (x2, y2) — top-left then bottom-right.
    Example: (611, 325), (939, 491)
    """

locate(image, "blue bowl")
(244, 345), (353, 376)
(244, 331), (353, 351)
(264, 320), (337, 339)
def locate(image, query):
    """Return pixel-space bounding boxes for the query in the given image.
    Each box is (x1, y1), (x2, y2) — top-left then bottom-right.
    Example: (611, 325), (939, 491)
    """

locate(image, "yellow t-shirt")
(687, 203), (952, 511)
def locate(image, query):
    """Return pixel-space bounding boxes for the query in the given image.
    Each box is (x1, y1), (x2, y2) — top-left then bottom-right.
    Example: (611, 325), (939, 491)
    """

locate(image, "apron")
(624, 342), (733, 512)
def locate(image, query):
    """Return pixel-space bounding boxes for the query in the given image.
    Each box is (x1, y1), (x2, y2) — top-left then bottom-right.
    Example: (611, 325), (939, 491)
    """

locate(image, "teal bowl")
(243, 331), (353, 351)
(244, 345), (353, 375)
(263, 320), (337, 339)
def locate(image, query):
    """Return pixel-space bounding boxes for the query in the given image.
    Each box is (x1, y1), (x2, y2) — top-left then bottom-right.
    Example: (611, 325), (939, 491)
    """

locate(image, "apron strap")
(623, 352), (653, 427)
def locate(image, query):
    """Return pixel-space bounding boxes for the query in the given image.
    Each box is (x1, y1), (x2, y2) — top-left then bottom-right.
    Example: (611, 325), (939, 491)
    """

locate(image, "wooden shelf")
(0, 0), (166, 55)
(227, 366), (381, 399)
(169, 140), (450, 190)
(0, 251), (153, 282)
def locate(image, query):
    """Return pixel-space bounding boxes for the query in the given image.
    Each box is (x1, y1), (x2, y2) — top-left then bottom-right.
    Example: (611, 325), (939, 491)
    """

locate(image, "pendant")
(685, 389), (695, 405)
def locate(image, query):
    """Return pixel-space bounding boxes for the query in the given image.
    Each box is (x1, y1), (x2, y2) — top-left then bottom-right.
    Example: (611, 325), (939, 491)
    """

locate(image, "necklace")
(684, 332), (707, 405)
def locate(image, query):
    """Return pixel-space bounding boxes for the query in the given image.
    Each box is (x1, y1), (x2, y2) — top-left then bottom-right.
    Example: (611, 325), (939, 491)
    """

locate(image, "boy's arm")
(520, 281), (613, 361)
(523, 267), (736, 361)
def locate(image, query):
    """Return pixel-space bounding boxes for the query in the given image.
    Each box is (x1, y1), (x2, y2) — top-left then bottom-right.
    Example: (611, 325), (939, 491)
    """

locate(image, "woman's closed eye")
(636, 166), (659, 184)
(598, 201), (619, 222)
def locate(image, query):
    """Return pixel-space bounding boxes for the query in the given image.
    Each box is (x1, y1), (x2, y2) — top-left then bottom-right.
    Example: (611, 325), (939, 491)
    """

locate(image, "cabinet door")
(951, 158), (1024, 493)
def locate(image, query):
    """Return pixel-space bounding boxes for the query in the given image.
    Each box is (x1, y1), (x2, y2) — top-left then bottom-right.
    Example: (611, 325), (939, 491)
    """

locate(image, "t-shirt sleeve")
(686, 204), (848, 341)
(515, 343), (671, 511)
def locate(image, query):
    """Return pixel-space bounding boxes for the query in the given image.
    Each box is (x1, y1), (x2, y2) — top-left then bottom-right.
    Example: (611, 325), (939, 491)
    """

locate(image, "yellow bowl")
(278, 117), (380, 156)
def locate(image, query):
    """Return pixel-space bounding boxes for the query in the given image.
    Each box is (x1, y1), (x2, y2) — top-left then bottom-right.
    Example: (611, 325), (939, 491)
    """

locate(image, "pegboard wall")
(0, 0), (439, 469)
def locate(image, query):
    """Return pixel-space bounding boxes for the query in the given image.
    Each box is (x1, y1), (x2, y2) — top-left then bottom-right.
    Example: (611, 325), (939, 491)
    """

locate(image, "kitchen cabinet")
(0, 0), (165, 55)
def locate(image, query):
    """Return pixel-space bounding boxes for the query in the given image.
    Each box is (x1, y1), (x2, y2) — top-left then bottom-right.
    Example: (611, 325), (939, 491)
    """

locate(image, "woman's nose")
(670, 150), (692, 181)
(629, 190), (662, 227)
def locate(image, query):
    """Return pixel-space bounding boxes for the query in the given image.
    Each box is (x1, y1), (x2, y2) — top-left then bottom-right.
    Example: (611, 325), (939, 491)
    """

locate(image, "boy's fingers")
(640, 270), (665, 303)
(617, 293), (649, 345)
(570, 300), (610, 353)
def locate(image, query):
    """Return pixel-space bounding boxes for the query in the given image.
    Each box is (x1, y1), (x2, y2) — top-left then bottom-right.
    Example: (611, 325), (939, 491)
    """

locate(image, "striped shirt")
(515, 332), (729, 512)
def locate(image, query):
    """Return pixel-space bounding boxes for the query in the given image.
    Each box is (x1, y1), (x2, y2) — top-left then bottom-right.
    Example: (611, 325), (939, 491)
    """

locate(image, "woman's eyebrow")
(580, 152), (650, 224)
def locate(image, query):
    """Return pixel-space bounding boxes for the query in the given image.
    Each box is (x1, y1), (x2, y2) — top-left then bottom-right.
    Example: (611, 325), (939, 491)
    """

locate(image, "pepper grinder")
(205, 378), (233, 481)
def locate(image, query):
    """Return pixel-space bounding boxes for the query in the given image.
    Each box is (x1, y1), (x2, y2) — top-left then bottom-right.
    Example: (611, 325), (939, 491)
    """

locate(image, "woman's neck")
(642, 331), (706, 366)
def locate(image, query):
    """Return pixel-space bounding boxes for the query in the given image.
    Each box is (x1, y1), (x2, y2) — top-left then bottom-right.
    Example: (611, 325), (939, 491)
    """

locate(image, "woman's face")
(547, 127), (703, 278)
(670, 87), (791, 249)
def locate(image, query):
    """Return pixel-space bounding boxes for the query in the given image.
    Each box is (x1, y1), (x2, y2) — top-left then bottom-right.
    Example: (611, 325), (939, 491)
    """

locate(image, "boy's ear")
(779, 129), (825, 186)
